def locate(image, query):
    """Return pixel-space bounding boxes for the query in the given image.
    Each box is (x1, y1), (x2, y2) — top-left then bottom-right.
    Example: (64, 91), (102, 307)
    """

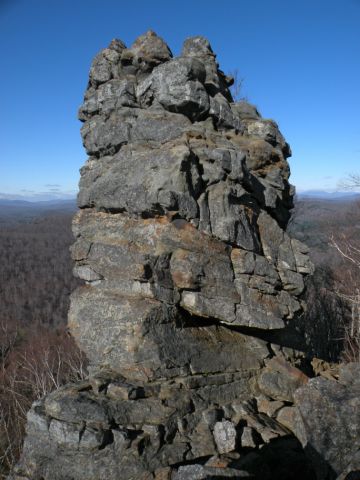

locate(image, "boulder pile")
(11, 32), (358, 480)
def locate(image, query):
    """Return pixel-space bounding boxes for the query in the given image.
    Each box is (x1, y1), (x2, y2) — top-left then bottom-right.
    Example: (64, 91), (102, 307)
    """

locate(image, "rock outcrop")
(11, 32), (329, 480)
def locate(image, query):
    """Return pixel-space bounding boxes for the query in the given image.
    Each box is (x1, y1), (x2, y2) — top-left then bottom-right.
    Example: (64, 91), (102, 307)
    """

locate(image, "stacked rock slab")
(12, 32), (316, 480)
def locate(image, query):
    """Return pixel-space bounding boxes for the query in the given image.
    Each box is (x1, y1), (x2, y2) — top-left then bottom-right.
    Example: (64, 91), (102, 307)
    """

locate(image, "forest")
(0, 206), (86, 477)
(0, 195), (359, 478)
(289, 194), (360, 361)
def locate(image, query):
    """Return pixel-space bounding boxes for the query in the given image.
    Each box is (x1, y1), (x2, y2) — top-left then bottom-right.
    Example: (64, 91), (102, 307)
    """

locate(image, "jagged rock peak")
(182, 35), (215, 57)
(182, 35), (234, 100)
(108, 38), (127, 52)
(75, 32), (314, 373)
(130, 30), (173, 63)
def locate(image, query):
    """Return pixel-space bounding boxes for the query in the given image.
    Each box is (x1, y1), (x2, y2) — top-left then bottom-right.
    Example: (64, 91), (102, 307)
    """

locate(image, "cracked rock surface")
(11, 32), (323, 480)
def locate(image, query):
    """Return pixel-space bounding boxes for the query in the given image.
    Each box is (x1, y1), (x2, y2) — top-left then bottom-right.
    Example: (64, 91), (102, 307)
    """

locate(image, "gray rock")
(240, 426), (259, 449)
(244, 119), (288, 152)
(336, 450), (360, 480)
(73, 265), (102, 282)
(80, 110), (132, 156)
(137, 57), (209, 120)
(78, 144), (201, 219)
(48, 419), (80, 448)
(12, 32), (315, 480)
(213, 420), (237, 454)
(182, 36), (233, 101)
(174, 464), (250, 479)
(173, 464), (250, 480)
(130, 108), (191, 143)
(209, 94), (241, 129)
(257, 357), (309, 402)
(129, 30), (172, 71)
(294, 363), (360, 480)
(257, 398), (285, 418)
(89, 50), (115, 85)
(231, 101), (261, 120)
(79, 78), (137, 120)
(276, 406), (305, 441)
(182, 36), (215, 57)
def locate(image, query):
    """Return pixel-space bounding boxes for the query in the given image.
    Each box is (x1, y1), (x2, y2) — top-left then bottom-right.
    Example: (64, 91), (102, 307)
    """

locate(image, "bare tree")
(0, 328), (87, 477)
(0, 210), (87, 477)
(329, 182), (360, 361)
(229, 69), (244, 102)
(338, 173), (360, 191)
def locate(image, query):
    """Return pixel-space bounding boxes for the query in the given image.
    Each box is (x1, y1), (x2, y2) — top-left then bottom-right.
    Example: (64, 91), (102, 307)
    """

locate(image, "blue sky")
(1, 0), (359, 200)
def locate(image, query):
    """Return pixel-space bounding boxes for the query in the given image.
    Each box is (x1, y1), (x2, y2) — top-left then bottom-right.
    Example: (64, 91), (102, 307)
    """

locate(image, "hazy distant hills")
(289, 193), (360, 267)
(0, 192), (359, 227)
(1, 193), (357, 279)
(0, 199), (77, 224)
(297, 190), (360, 201)
(0, 199), (76, 207)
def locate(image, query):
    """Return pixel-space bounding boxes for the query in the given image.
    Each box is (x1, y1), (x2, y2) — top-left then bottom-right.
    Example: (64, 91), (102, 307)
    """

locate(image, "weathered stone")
(154, 467), (172, 480)
(182, 36), (233, 102)
(213, 420), (237, 454)
(73, 264), (102, 282)
(336, 452), (360, 480)
(257, 356), (309, 402)
(231, 101), (261, 121)
(257, 398), (285, 418)
(129, 30), (172, 70)
(240, 426), (259, 449)
(174, 464), (251, 479)
(294, 363), (360, 480)
(244, 119), (288, 153)
(89, 51), (115, 85)
(182, 36), (215, 57)
(44, 385), (109, 428)
(79, 79), (137, 120)
(276, 406), (305, 442)
(12, 32), (316, 480)
(80, 110), (132, 156)
(48, 419), (80, 448)
(209, 95), (241, 129)
(236, 411), (289, 444)
(291, 238), (314, 274)
(137, 57), (210, 120)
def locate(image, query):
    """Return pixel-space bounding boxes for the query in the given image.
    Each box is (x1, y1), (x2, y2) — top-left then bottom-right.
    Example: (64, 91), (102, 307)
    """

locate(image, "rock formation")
(11, 32), (357, 480)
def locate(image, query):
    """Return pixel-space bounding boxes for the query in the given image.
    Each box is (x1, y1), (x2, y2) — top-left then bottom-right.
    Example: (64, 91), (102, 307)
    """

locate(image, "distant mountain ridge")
(0, 198), (77, 224)
(0, 198), (76, 207)
(297, 190), (360, 201)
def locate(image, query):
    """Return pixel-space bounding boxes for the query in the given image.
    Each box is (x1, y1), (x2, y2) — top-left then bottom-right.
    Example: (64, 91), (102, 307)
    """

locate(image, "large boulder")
(293, 363), (360, 480)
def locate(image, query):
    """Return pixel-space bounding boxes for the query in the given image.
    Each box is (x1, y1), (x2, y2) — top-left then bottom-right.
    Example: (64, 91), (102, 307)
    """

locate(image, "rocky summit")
(10, 32), (359, 480)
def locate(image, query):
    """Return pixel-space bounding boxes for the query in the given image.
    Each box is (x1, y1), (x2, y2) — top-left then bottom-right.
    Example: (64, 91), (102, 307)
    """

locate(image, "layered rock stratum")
(11, 32), (359, 480)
